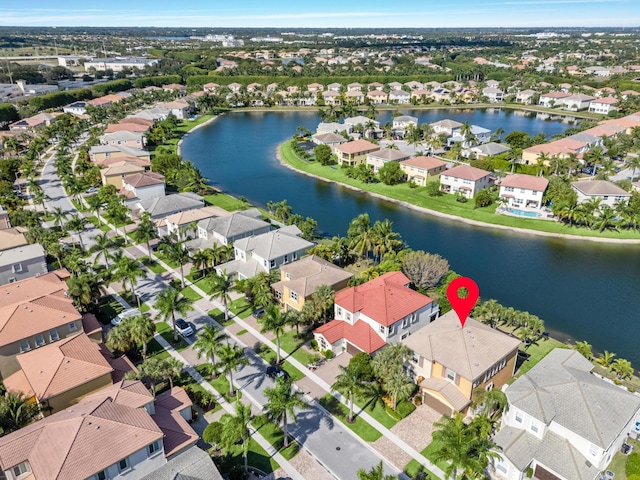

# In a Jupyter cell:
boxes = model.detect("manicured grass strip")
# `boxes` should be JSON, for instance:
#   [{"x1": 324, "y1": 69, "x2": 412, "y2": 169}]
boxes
[
  {"x1": 143, "y1": 258, "x2": 166, "y2": 274},
  {"x1": 147, "y1": 338, "x2": 171, "y2": 360},
  {"x1": 318, "y1": 394, "x2": 382, "y2": 442},
  {"x1": 208, "y1": 308, "x2": 235, "y2": 327},
  {"x1": 256, "y1": 346, "x2": 305, "y2": 382},
  {"x1": 180, "y1": 286, "x2": 202, "y2": 302},
  {"x1": 237, "y1": 329, "x2": 248, "y2": 335},
  {"x1": 155, "y1": 252, "x2": 179, "y2": 268},
  {"x1": 209, "y1": 374, "x2": 243, "y2": 403},
  {"x1": 95, "y1": 295, "x2": 124, "y2": 324},
  {"x1": 229, "y1": 296, "x2": 252, "y2": 319},
  {"x1": 156, "y1": 322, "x2": 190, "y2": 352},
  {"x1": 204, "y1": 192, "x2": 249, "y2": 212},
  {"x1": 280, "y1": 140, "x2": 640, "y2": 240}
]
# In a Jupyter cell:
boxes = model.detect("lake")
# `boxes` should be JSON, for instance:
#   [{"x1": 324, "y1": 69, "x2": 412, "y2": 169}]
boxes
[{"x1": 181, "y1": 109, "x2": 640, "y2": 366}]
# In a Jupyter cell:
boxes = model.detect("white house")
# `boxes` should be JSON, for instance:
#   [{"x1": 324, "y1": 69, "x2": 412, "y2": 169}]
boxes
[
  {"x1": 100, "y1": 130, "x2": 146, "y2": 149},
  {"x1": 588, "y1": 97, "x2": 619, "y2": 115},
  {"x1": 62, "y1": 101, "x2": 87, "y2": 116},
  {"x1": 499, "y1": 174, "x2": 549, "y2": 209},
  {"x1": 562, "y1": 94, "x2": 595, "y2": 112},
  {"x1": 195, "y1": 209, "x2": 271, "y2": 247},
  {"x1": 571, "y1": 180, "x2": 631, "y2": 207},
  {"x1": 491, "y1": 349, "x2": 640, "y2": 480},
  {"x1": 365, "y1": 148, "x2": 410, "y2": 172},
  {"x1": 431, "y1": 119, "x2": 462, "y2": 137},
  {"x1": 392, "y1": 115, "x2": 418, "y2": 130},
  {"x1": 482, "y1": 87, "x2": 504, "y2": 103},
  {"x1": 313, "y1": 271, "x2": 439, "y2": 356},
  {"x1": 515, "y1": 90, "x2": 536, "y2": 105},
  {"x1": 538, "y1": 91, "x2": 570, "y2": 107},
  {"x1": 120, "y1": 171, "x2": 166, "y2": 204},
  {"x1": 440, "y1": 165, "x2": 494, "y2": 198},
  {"x1": 388, "y1": 90, "x2": 411, "y2": 104}
]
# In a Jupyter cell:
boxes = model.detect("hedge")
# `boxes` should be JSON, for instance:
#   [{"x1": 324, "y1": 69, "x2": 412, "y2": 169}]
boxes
[
  {"x1": 0, "y1": 104, "x2": 19, "y2": 125},
  {"x1": 133, "y1": 75, "x2": 183, "y2": 88},
  {"x1": 23, "y1": 88, "x2": 93, "y2": 111},
  {"x1": 92, "y1": 79, "x2": 132, "y2": 96}
]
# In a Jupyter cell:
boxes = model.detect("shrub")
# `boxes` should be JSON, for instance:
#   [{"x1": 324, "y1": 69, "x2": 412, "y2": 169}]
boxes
[
  {"x1": 309, "y1": 339, "x2": 318, "y2": 351},
  {"x1": 413, "y1": 396, "x2": 422, "y2": 406},
  {"x1": 324, "y1": 350, "x2": 334, "y2": 360},
  {"x1": 474, "y1": 188, "x2": 494, "y2": 208},
  {"x1": 396, "y1": 400, "x2": 416, "y2": 418},
  {"x1": 426, "y1": 180, "x2": 442, "y2": 197}
]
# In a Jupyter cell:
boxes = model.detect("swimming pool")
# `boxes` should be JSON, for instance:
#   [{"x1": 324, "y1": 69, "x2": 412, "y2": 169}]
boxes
[{"x1": 506, "y1": 208, "x2": 543, "y2": 218}]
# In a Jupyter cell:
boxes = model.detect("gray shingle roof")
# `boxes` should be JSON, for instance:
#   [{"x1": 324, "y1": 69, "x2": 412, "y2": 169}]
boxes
[
  {"x1": 233, "y1": 227, "x2": 314, "y2": 261},
  {"x1": 571, "y1": 180, "x2": 631, "y2": 197},
  {"x1": 0, "y1": 244, "x2": 46, "y2": 268},
  {"x1": 198, "y1": 209, "x2": 268, "y2": 240},
  {"x1": 140, "y1": 446, "x2": 222, "y2": 480},
  {"x1": 506, "y1": 349, "x2": 640, "y2": 448},
  {"x1": 139, "y1": 193, "x2": 204, "y2": 219},
  {"x1": 472, "y1": 142, "x2": 511, "y2": 156}
]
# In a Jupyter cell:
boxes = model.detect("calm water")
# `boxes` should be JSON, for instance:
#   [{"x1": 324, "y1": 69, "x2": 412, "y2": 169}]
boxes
[{"x1": 181, "y1": 110, "x2": 640, "y2": 365}]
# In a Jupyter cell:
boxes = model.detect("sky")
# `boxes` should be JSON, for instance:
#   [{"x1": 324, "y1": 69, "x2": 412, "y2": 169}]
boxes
[{"x1": 1, "y1": 0, "x2": 639, "y2": 29}]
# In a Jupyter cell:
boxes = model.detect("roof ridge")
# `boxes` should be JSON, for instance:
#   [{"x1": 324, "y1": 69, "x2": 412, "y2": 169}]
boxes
[{"x1": 52, "y1": 416, "x2": 86, "y2": 480}]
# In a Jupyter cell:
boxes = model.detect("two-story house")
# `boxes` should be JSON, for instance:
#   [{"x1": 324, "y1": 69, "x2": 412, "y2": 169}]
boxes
[
  {"x1": 366, "y1": 148, "x2": 410, "y2": 172},
  {"x1": 403, "y1": 312, "x2": 520, "y2": 416},
  {"x1": 521, "y1": 138, "x2": 589, "y2": 165},
  {"x1": 440, "y1": 165, "x2": 494, "y2": 199},
  {"x1": 491, "y1": 349, "x2": 640, "y2": 480},
  {"x1": 89, "y1": 145, "x2": 151, "y2": 164},
  {"x1": 215, "y1": 225, "x2": 314, "y2": 280},
  {"x1": 100, "y1": 130, "x2": 146, "y2": 149},
  {"x1": 120, "y1": 171, "x2": 166, "y2": 205},
  {"x1": 562, "y1": 93, "x2": 595, "y2": 112},
  {"x1": 571, "y1": 180, "x2": 631, "y2": 208},
  {"x1": 431, "y1": 119, "x2": 463, "y2": 138},
  {"x1": 538, "y1": 91, "x2": 570, "y2": 108},
  {"x1": 499, "y1": 174, "x2": 549, "y2": 209},
  {"x1": 399, "y1": 156, "x2": 448, "y2": 186},
  {"x1": 482, "y1": 87, "x2": 504, "y2": 103},
  {"x1": 392, "y1": 115, "x2": 418, "y2": 132},
  {"x1": 311, "y1": 132, "x2": 348, "y2": 153},
  {"x1": 588, "y1": 97, "x2": 619, "y2": 115},
  {"x1": 271, "y1": 255, "x2": 353, "y2": 312},
  {"x1": 164, "y1": 206, "x2": 224, "y2": 240},
  {"x1": 194, "y1": 209, "x2": 271, "y2": 249},
  {"x1": 313, "y1": 271, "x2": 439, "y2": 356},
  {"x1": 135, "y1": 192, "x2": 205, "y2": 220},
  {"x1": 0, "y1": 229, "x2": 47, "y2": 285},
  {"x1": 0, "y1": 379, "x2": 218, "y2": 480},
  {"x1": 335, "y1": 140, "x2": 380, "y2": 167}
]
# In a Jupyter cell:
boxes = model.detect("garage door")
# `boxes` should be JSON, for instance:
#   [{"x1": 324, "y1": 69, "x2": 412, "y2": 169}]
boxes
[
  {"x1": 346, "y1": 342, "x2": 361, "y2": 356},
  {"x1": 422, "y1": 392, "x2": 453, "y2": 417},
  {"x1": 534, "y1": 464, "x2": 562, "y2": 480}
]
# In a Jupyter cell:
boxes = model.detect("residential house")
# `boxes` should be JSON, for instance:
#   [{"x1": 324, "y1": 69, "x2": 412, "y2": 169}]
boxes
[
  {"x1": 89, "y1": 94, "x2": 127, "y2": 108},
  {"x1": 311, "y1": 132, "x2": 347, "y2": 153},
  {"x1": 411, "y1": 89, "x2": 432, "y2": 102},
  {"x1": 100, "y1": 130, "x2": 145, "y2": 149},
  {"x1": 347, "y1": 82, "x2": 363, "y2": 91},
  {"x1": 469, "y1": 142, "x2": 511, "y2": 159},
  {"x1": 515, "y1": 90, "x2": 536, "y2": 105},
  {"x1": 588, "y1": 97, "x2": 619, "y2": 115},
  {"x1": 127, "y1": 107, "x2": 172, "y2": 122},
  {"x1": 521, "y1": 138, "x2": 588, "y2": 165},
  {"x1": 482, "y1": 87, "x2": 504, "y2": 103},
  {"x1": 499, "y1": 174, "x2": 549, "y2": 209},
  {"x1": 0, "y1": 269, "x2": 98, "y2": 378},
  {"x1": 392, "y1": 115, "x2": 418, "y2": 130},
  {"x1": 367, "y1": 90, "x2": 388, "y2": 104},
  {"x1": 580, "y1": 123, "x2": 627, "y2": 139},
  {"x1": 271, "y1": 255, "x2": 352, "y2": 312},
  {"x1": 227, "y1": 83, "x2": 242, "y2": 94},
  {"x1": 388, "y1": 82, "x2": 403, "y2": 91},
  {"x1": 307, "y1": 83, "x2": 324, "y2": 93},
  {"x1": 431, "y1": 119, "x2": 462, "y2": 137},
  {"x1": 491, "y1": 349, "x2": 640, "y2": 480},
  {"x1": 216, "y1": 225, "x2": 314, "y2": 280},
  {"x1": 0, "y1": 243, "x2": 47, "y2": 285},
  {"x1": 9, "y1": 113, "x2": 59, "y2": 132},
  {"x1": 203, "y1": 82, "x2": 220, "y2": 93},
  {"x1": 344, "y1": 116, "x2": 379, "y2": 133},
  {"x1": 327, "y1": 83, "x2": 342, "y2": 92},
  {"x1": 389, "y1": 90, "x2": 410, "y2": 104},
  {"x1": 62, "y1": 101, "x2": 88, "y2": 116},
  {"x1": 313, "y1": 271, "x2": 439, "y2": 356},
  {"x1": 120, "y1": 171, "x2": 166, "y2": 204},
  {"x1": 159, "y1": 100, "x2": 191, "y2": 120},
  {"x1": 89, "y1": 145, "x2": 151, "y2": 163},
  {"x1": 562, "y1": 94, "x2": 595, "y2": 112},
  {"x1": 335, "y1": 140, "x2": 380, "y2": 166},
  {"x1": 164, "y1": 206, "x2": 225, "y2": 239},
  {"x1": 403, "y1": 312, "x2": 520, "y2": 416},
  {"x1": 136, "y1": 192, "x2": 205, "y2": 220},
  {"x1": 566, "y1": 132, "x2": 602, "y2": 148},
  {"x1": 571, "y1": 180, "x2": 631, "y2": 207},
  {"x1": 449, "y1": 125, "x2": 491, "y2": 147},
  {"x1": 404, "y1": 81, "x2": 424, "y2": 90},
  {"x1": 163, "y1": 83, "x2": 187, "y2": 95},
  {"x1": 316, "y1": 122, "x2": 349, "y2": 135},
  {"x1": 321, "y1": 90, "x2": 341, "y2": 106},
  {"x1": 104, "y1": 123, "x2": 150, "y2": 135},
  {"x1": 194, "y1": 208, "x2": 271, "y2": 248},
  {"x1": 368, "y1": 82, "x2": 384, "y2": 91},
  {"x1": 538, "y1": 91, "x2": 570, "y2": 107},
  {"x1": 366, "y1": 148, "x2": 410, "y2": 172},
  {"x1": 345, "y1": 90, "x2": 365, "y2": 104},
  {"x1": 399, "y1": 156, "x2": 448, "y2": 186},
  {"x1": 440, "y1": 165, "x2": 494, "y2": 198},
  {"x1": 0, "y1": 379, "x2": 216, "y2": 480},
  {"x1": 100, "y1": 161, "x2": 148, "y2": 188}
]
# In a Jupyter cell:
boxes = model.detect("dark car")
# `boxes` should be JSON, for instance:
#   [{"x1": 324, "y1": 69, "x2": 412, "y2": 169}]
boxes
[
  {"x1": 266, "y1": 365, "x2": 289, "y2": 381},
  {"x1": 253, "y1": 307, "x2": 265, "y2": 318}
]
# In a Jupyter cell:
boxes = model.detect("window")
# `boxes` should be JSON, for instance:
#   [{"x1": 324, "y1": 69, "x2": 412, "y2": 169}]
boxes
[
  {"x1": 35, "y1": 333, "x2": 45, "y2": 347},
  {"x1": 530, "y1": 422, "x2": 539, "y2": 433},
  {"x1": 495, "y1": 458, "x2": 507, "y2": 474},
  {"x1": 290, "y1": 291, "x2": 298, "y2": 301},
  {"x1": 117, "y1": 458, "x2": 129, "y2": 472},
  {"x1": 284, "y1": 255, "x2": 289, "y2": 264},
  {"x1": 446, "y1": 369, "x2": 456, "y2": 383},
  {"x1": 411, "y1": 313, "x2": 417, "y2": 323},
  {"x1": 402, "y1": 318, "x2": 409, "y2": 328},
  {"x1": 379, "y1": 325, "x2": 385, "y2": 334},
  {"x1": 603, "y1": 196, "x2": 609, "y2": 200},
  {"x1": 504, "y1": 186, "x2": 514, "y2": 192},
  {"x1": 285, "y1": 272, "x2": 290, "y2": 280},
  {"x1": 12, "y1": 263, "x2": 23, "y2": 273},
  {"x1": 8, "y1": 277, "x2": 16, "y2": 283},
  {"x1": 20, "y1": 338, "x2": 30, "y2": 353},
  {"x1": 95, "y1": 470, "x2": 107, "y2": 480},
  {"x1": 292, "y1": 252, "x2": 297, "y2": 260},
  {"x1": 337, "y1": 307, "x2": 342, "y2": 316},
  {"x1": 589, "y1": 443, "x2": 598, "y2": 457},
  {"x1": 274, "y1": 291, "x2": 282, "y2": 300},
  {"x1": 345, "y1": 313, "x2": 351, "y2": 321},
  {"x1": 270, "y1": 260, "x2": 276, "y2": 268},
  {"x1": 68, "y1": 321, "x2": 78, "y2": 332},
  {"x1": 12, "y1": 463, "x2": 29, "y2": 477},
  {"x1": 148, "y1": 440, "x2": 161, "y2": 455},
  {"x1": 515, "y1": 410, "x2": 523, "y2": 423}
]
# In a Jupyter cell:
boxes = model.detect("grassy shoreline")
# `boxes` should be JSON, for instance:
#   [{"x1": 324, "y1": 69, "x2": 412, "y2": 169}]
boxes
[{"x1": 277, "y1": 140, "x2": 640, "y2": 243}]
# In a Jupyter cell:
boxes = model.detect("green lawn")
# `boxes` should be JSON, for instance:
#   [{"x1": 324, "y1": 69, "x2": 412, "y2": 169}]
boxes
[
  {"x1": 280, "y1": 141, "x2": 640, "y2": 240},
  {"x1": 318, "y1": 394, "x2": 382, "y2": 442},
  {"x1": 209, "y1": 374, "x2": 243, "y2": 403},
  {"x1": 194, "y1": 276, "x2": 214, "y2": 295},
  {"x1": 237, "y1": 329, "x2": 248, "y2": 335},
  {"x1": 607, "y1": 438, "x2": 640, "y2": 480},
  {"x1": 155, "y1": 252, "x2": 179, "y2": 269},
  {"x1": 511, "y1": 337, "x2": 567, "y2": 381},
  {"x1": 95, "y1": 295, "x2": 124, "y2": 324},
  {"x1": 146, "y1": 338, "x2": 171, "y2": 360},
  {"x1": 208, "y1": 308, "x2": 235, "y2": 327},
  {"x1": 404, "y1": 439, "x2": 448, "y2": 477},
  {"x1": 152, "y1": 115, "x2": 215, "y2": 156},
  {"x1": 252, "y1": 414, "x2": 299, "y2": 461},
  {"x1": 156, "y1": 322, "x2": 190, "y2": 352},
  {"x1": 142, "y1": 258, "x2": 166, "y2": 274},
  {"x1": 255, "y1": 347, "x2": 305, "y2": 382},
  {"x1": 229, "y1": 296, "x2": 253, "y2": 319},
  {"x1": 180, "y1": 285, "x2": 203, "y2": 302},
  {"x1": 204, "y1": 192, "x2": 250, "y2": 212}
]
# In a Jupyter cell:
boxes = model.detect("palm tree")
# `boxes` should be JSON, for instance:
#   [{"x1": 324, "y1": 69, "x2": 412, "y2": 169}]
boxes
[
  {"x1": 66, "y1": 213, "x2": 87, "y2": 250},
  {"x1": 611, "y1": 358, "x2": 634, "y2": 379},
  {"x1": 193, "y1": 324, "x2": 228, "y2": 378},
  {"x1": 128, "y1": 315, "x2": 156, "y2": 359},
  {"x1": 224, "y1": 402, "x2": 254, "y2": 471},
  {"x1": 260, "y1": 304, "x2": 287, "y2": 364},
  {"x1": 154, "y1": 287, "x2": 194, "y2": 342},
  {"x1": 357, "y1": 461, "x2": 398, "y2": 480},
  {"x1": 50, "y1": 206, "x2": 67, "y2": 229},
  {"x1": 215, "y1": 343, "x2": 248, "y2": 397},
  {"x1": 164, "y1": 357, "x2": 184, "y2": 388},
  {"x1": 209, "y1": 270, "x2": 233, "y2": 322},
  {"x1": 191, "y1": 249, "x2": 212, "y2": 278},
  {"x1": 132, "y1": 212, "x2": 157, "y2": 262},
  {"x1": 115, "y1": 257, "x2": 145, "y2": 308},
  {"x1": 596, "y1": 350, "x2": 616, "y2": 368},
  {"x1": 134, "y1": 357, "x2": 166, "y2": 396},
  {"x1": 85, "y1": 193, "x2": 104, "y2": 224},
  {"x1": 66, "y1": 272, "x2": 106, "y2": 312},
  {"x1": 573, "y1": 340, "x2": 594, "y2": 360},
  {"x1": 0, "y1": 392, "x2": 40, "y2": 434},
  {"x1": 263, "y1": 378, "x2": 307, "y2": 448},
  {"x1": 372, "y1": 219, "x2": 403, "y2": 261},
  {"x1": 331, "y1": 364, "x2": 365, "y2": 422},
  {"x1": 385, "y1": 372, "x2": 414, "y2": 410},
  {"x1": 91, "y1": 232, "x2": 116, "y2": 267},
  {"x1": 472, "y1": 388, "x2": 509, "y2": 421},
  {"x1": 592, "y1": 205, "x2": 617, "y2": 232},
  {"x1": 161, "y1": 240, "x2": 191, "y2": 288}
]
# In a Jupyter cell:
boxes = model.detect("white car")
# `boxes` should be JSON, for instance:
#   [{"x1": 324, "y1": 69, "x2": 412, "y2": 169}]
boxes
[
  {"x1": 111, "y1": 308, "x2": 141, "y2": 326},
  {"x1": 176, "y1": 319, "x2": 194, "y2": 337}
]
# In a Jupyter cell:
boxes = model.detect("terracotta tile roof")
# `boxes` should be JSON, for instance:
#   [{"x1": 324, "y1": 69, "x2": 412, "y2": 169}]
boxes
[
  {"x1": 104, "y1": 123, "x2": 149, "y2": 133},
  {"x1": 118, "y1": 117, "x2": 155, "y2": 127},
  {"x1": 335, "y1": 271, "x2": 433, "y2": 327},
  {"x1": 0, "y1": 228, "x2": 28, "y2": 251},
  {"x1": 6, "y1": 333, "x2": 112, "y2": 400},
  {"x1": 122, "y1": 171, "x2": 165, "y2": 188},
  {"x1": 86, "y1": 379, "x2": 153, "y2": 409},
  {"x1": 501, "y1": 174, "x2": 549, "y2": 192},
  {"x1": 403, "y1": 311, "x2": 521, "y2": 381},
  {"x1": 81, "y1": 313, "x2": 102, "y2": 337},
  {"x1": 153, "y1": 406, "x2": 198, "y2": 457},
  {"x1": 335, "y1": 139, "x2": 379, "y2": 155},
  {"x1": 603, "y1": 117, "x2": 640, "y2": 129},
  {"x1": 581, "y1": 123, "x2": 627, "y2": 138},
  {"x1": 0, "y1": 270, "x2": 80, "y2": 348},
  {"x1": 0, "y1": 395, "x2": 164, "y2": 480},
  {"x1": 571, "y1": 180, "x2": 631, "y2": 197},
  {"x1": 592, "y1": 96, "x2": 619, "y2": 105},
  {"x1": 540, "y1": 91, "x2": 570, "y2": 99},
  {"x1": 314, "y1": 319, "x2": 387, "y2": 354},
  {"x1": 400, "y1": 156, "x2": 447, "y2": 170},
  {"x1": 89, "y1": 94, "x2": 125, "y2": 106},
  {"x1": 524, "y1": 138, "x2": 587, "y2": 156},
  {"x1": 442, "y1": 165, "x2": 491, "y2": 182}
]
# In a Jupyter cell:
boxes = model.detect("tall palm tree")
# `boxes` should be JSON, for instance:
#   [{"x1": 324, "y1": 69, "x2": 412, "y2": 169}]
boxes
[
  {"x1": 154, "y1": 287, "x2": 194, "y2": 342},
  {"x1": 215, "y1": 343, "x2": 249, "y2": 397},
  {"x1": 331, "y1": 364, "x2": 365, "y2": 422},
  {"x1": 357, "y1": 461, "x2": 398, "y2": 480},
  {"x1": 372, "y1": 219, "x2": 403, "y2": 261},
  {"x1": 91, "y1": 232, "x2": 116, "y2": 267},
  {"x1": 66, "y1": 272, "x2": 106, "y2": 312},
  {"x1": 193, "y1": 324, "x2": 228, "y2": 378},
  {"x1": 132, "y1": 212, "x2": 157, "y2": 262},
  {"x1": 66, "y1": 213, "x2": 87, "y2": 250},
  {"x1": 385, "y1": 372, "x2": 414, "y2": 410},
  {"x1": 209, "y1": 270, "x2": 233, "y2": 322},
  {"x1": 50, "y1": 206, "x2": 67, "y2": 229},
  {"x1": 0, "y1": 392, "x2": 39, "y2": 434},
  {"x1": 260, "y1": 304, "x2": 287, "y2": 364},
  {"x1": 115, "y1": 257, "x2": 145, "y2": 308},
  {"x1": 472, "y1": 388, "x2": 509, "y2": 421},
  {"x1": 161, "y1": 240, "x2": 191, "y2": 288},
  {"x1": 225, "y1": 402, "x2": 254, "y2": 471},
  {"x1": 164, "y1": 357, "x2": 184, "y2": 388},
  {"x1": 263, "y1": 378, "x2": 307, "y2": 448},
  {"x1": 128, "y1": 315, "x2": 156, "y2": 359}
]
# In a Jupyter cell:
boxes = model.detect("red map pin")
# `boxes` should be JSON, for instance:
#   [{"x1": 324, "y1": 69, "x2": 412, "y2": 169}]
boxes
[{"x1": 446, "y1": 277, "x2": 479, "y2": 328}]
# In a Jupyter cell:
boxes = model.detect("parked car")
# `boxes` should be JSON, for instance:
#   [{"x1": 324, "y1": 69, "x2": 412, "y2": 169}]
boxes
[
  {"x1": 176, "y1": 319, "x2": 194, "y2": 337},
  {"x1": 85, "y1": 187, "x2": 99, "y2": 194},
  {"x1": 253, "y1": 307, "x2": 265, "y2": 318},
  {"x1": 266, "y1": 365, "x2": 289, "y2": 381},
  {"x1": 111, "y1": 308, "x2": 141, "y2": 326}
]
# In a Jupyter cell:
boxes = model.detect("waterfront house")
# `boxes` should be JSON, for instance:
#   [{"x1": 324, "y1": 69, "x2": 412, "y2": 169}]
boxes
[
  {"x1": 195, "y1": 208, "x2": 270, "y2": 248},
  {"x1": 344, "y1": 116, "x2": 379, "y2": 134},
  {"x1": 399, "y1": 156, "x2": 447, "y2": 186},
  {"x1": 538, "y1": 91, "x2": 570, "y2": 107},
  {"x1": 440, "y1": 165, "x2": 494, "y2": 198},
  {"x1": 0, "y1": 379, "x2": 215, "y2": 480},
  {"x1": 403, "y1": 311, "x2": 520, "y2": 416},
  {"x1": 311, "y1": 132, "x2": 347, "y2": 153},
  {"x1": 321, "y1": 90, "x2": 341, "y2": 106},
  {"x1": 367, "y1": 90, "x2": 388, "y2": 104},
  {"x1": 491, "y1": 349, "x2": 640, "y2": 480},
  {"x1": 313, "y1": 271, "x2": 439, "y2": 356},
  {"x1": 215, "y1": 225, "x2": 314, "y2": 280},
  {"x1": 482, "y1": 87, "x2": 504, "y2": 103},
  {"x1": 164, "y1": 206, "x2": 224, "y2": 239},
  {"x1": 392, "y1": 115, "x2": 418, "y2": 130},
  {"x1": 335, "y1": 140, "x2": 380, "y2": 166},
  {"x1": 271, "y1": 255, "x2": 352, "y2": 312},
  {"x1": 345, "y1": 90, "x2": 365, "y2": 104},
  {"x1": 104, "y1": 123, "x2": 151, "y2": 135},
  {"x1": 431, "y1": 119, "x2": 463, "y2": 137},
  {"x1": 588, "y1": 97, "x2": 619, "y2": 115},
  {"x1": 158, "y1": 100, "x2": 191, "y2": 120},
  {"x1": 515, "y1": 89, "x2": 536, "y2": 105},
  {"x1": 562, "y1": 94, "x2": 595, "y2": 112},
  {"x1": 136, "y1": 192, "x2": 205, "y2": 220},
  {"x1": 571, "y1": 180, "x2": 631, "y2": 207},
  {"x1": 120, "y1": 171, "x2": 166, "y2": 205},
  {"x1": 521, "y1": 138, "x2": 588, "y2": 165},
  {"x1": 366, "y1": 148, "x2": 410, "y2": 172},
  {"x1": 389, "y1": 90, "x2": 411, "y2": 104},
  {"x1": 499, "y1": 174, "x2": 549, "y2": 209}
]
